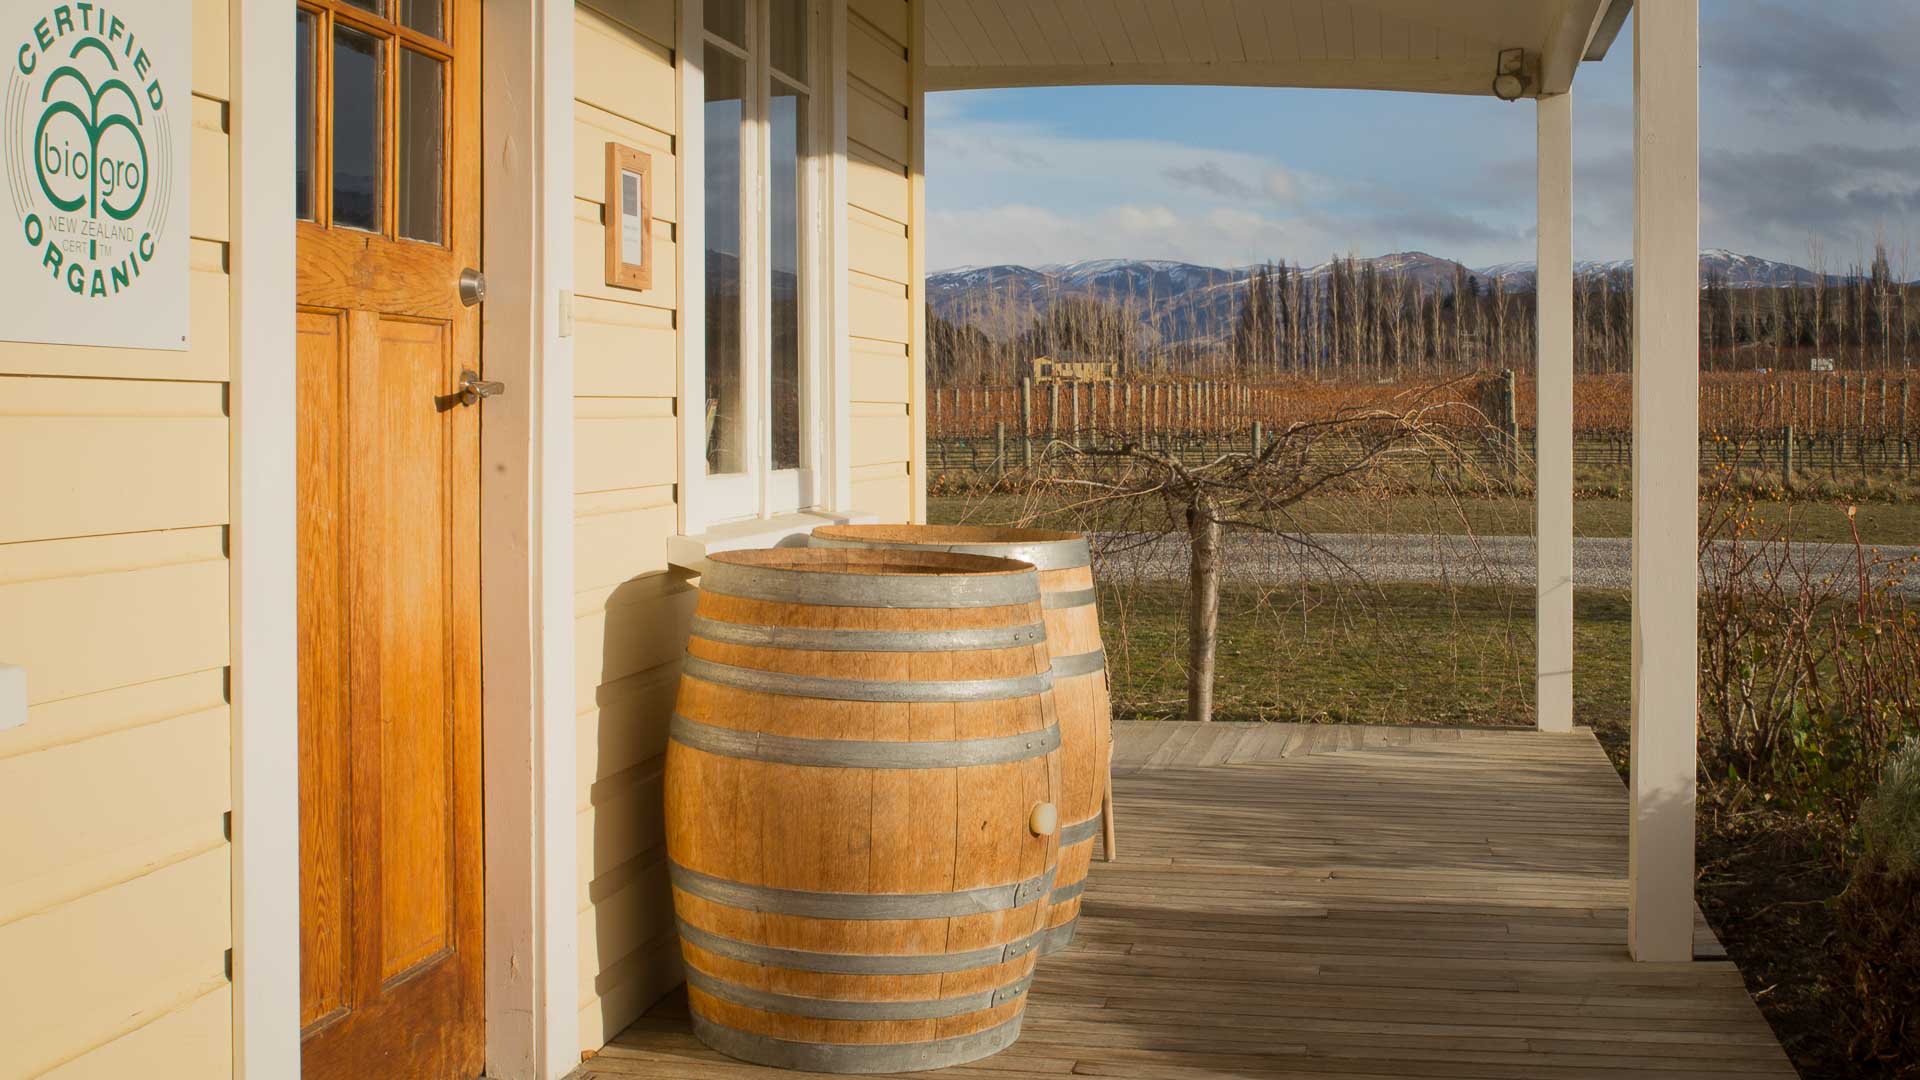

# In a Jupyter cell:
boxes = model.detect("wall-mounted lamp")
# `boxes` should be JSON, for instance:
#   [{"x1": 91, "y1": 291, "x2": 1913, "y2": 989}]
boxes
[{"x1": 1492, "y1": 47, "x2": 1532, "y2": 101}]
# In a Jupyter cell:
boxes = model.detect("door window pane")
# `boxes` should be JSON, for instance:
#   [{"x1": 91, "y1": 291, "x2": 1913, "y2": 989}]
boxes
[
  {"x1": 398, "y1": 0, "x2": 443, "y2": 38},
  {"x1": 338, "y1": 0, "x2": 383, "y2": 13},
  {"x1": 770, "y1": 0, "x2": 806, "y2": 83},
  {"x1": 398, "y1": 49, "x2": 444, "y2": 242},
  {"x1": 295, "y1": 9, "x2": 315, "y2": 220},
  {"x1": 332, "y1": 25, "x2": 385, "y2": 233},
  {"x1": 705, "y1": 0, "x2": 745, "y2": 46},
  {"x1": 768, "y1": 82, "x2": 806, "y2": 472},
  {"x1": 704, "y1": 48, "x2": 746, "y2": 475}
]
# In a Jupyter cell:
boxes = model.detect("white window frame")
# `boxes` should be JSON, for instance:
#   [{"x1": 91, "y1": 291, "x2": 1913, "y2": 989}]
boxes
[{"x1": 679, "y1": 0, "x2": 837, "y2": 533}]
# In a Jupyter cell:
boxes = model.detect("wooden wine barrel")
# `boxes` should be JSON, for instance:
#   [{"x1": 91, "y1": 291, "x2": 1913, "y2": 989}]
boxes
[
  {"x1": 667, "y1": 548, "x2": 1063, "y2": 1073},
  {"x1": 810, "y1": 525, "x2": 1111, "y2": 956}
]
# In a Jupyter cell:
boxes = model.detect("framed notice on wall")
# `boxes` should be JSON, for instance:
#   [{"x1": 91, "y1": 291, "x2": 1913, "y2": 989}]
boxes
[
  {"x1": 605, "y1": 143, "x2": 652, "y2": 292},
  {"x1": 1, "y1": 0, "x2": 193, "y2": 349}
]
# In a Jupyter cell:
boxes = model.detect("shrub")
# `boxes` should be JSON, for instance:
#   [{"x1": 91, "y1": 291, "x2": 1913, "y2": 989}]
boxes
[
  {"x1": 1834, "y1": 740, "x2": 1920, "y2": 1072},
  {"x1": 1696, "y1": 478, "x2": 1920, "y2": 818}
]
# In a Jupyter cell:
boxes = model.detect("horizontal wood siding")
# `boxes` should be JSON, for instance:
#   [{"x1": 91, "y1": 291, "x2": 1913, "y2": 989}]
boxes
[
  {"x1": 571, "y1": 0, "x2": 694, "y2": 1056},
  {"x1": 846, "y1": 0, "x2": 916, "y2": 522},
  {"x1": 0, "y1": 0, "x2": 235, "y2": 1074}
]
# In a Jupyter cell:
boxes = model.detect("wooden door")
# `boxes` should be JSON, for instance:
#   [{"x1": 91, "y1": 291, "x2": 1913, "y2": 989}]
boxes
[{"x1": 295, "y1": 1, "x2": 484, "y2": 1077}]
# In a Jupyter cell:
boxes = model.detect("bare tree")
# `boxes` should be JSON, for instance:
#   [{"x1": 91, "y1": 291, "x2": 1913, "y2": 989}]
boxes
[{"x1": 1034, "y1": 383, "x2": 1483, "y2": 721}]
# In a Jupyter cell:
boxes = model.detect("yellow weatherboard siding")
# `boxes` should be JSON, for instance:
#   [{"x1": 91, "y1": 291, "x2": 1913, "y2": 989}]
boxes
[
  {"x1": 847, "y1": 0, "x2": 917, "y2": 522},
  {"x1": 571, "y1": 0, "x2": 691, "y2": 1055},
  {"x1": 0, "y1": 0, "x2": 234, "y2": 1076}
]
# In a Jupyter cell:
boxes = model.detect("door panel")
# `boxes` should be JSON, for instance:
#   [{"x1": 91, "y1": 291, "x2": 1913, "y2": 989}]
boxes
[
  {"x1": 297, "y1": 310, "x2": 350, "y2": 1032},
  {"x1": 296, "y1": 1, "x2": 482, "y2": 1077}
]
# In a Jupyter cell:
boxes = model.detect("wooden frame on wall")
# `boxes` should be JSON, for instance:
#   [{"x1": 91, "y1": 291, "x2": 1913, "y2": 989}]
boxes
[{"x1": 604, "y1": 143, "x2": 654, "y2": 291}]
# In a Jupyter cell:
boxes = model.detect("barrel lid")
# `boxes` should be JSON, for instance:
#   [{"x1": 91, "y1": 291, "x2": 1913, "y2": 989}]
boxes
[
  {"x1": 811, "y1": 524, "x2": 1091, "y2": 572},
  {"x1": 702, "y1": 547, "x2": 1041, "y2": 608}
]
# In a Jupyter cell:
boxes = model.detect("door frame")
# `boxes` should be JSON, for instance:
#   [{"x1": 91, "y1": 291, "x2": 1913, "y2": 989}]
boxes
[{"x1": 228, "y1": 2, "x2": 579, "y2": 1078}]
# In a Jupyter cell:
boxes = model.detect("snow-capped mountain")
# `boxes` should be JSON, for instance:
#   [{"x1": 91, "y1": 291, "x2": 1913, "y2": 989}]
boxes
[
  {"x1": 927, "y1": 249, "x2": 1857, "y2": 348},
  {"x1": 1473, "y1": 249, "x2": 1829, "y2": 290}
]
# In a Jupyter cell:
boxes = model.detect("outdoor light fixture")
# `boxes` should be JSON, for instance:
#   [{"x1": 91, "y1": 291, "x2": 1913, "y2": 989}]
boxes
[{"x1": 1492, "y1": 47, "x2": 1531, "y2": 101}]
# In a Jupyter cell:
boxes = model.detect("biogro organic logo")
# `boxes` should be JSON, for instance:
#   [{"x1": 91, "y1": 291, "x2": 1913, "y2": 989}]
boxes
[{"x1": 5, "y1": 3, "x2": 174, "y2": 300}]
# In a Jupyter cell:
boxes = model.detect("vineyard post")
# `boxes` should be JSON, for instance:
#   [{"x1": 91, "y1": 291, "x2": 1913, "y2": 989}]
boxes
[
  {"x1": 1503, "y1": 368, "x2": 1520, "y2": 483},
  {"x1": 1858, "y1": 378, "x2": 1867, "y2": 465},
  {"x1": 1070, "y1": 382, "x2": 1081, "y2": 448},
  {"x1": 1020, "y1": 377, "x2": 1033, "y2": 466},
  {"x1": 1783, "y1": 424, "x2": 1794, "y2": 490},
  {"x1": 1123, "y1": 383, "x2": 1133, "y2": 445},
  {"x1": 996, "y1": 422, "x2": 1006, "y2": 477},
  {"x1": 1880, "y1": 377, "x2": 1889, "y2": 466},
  {"x1": 1902, "y1": 378, "x2": 1911, "y2": 472},
  {"x1": 932, "y1": 388, "x2": 942, "y2": 440},
  {"x1": 1251, "y1": 421, "x2": 1263, "y2": 457},
  {"x1": 1049, "y1": 383, "x2": 1061, "y2": 443}
]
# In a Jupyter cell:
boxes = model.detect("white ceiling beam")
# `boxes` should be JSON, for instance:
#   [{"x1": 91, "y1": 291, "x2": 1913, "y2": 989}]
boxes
[
  {"x1": 925, "y1": 55, "x2": 1492, "y2": 94},
  {"x1": 1541, "y1": 0, "x2": 1607, "y2": 94}
]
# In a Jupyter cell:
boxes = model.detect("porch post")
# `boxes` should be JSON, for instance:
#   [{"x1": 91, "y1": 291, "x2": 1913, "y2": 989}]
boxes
[
  {"x1": 1629, "y1": 0, "x2": 1701, "y2": 962},
  {"x1": 1535, "y1": 92, "x2": 1574, "y2": 736}
]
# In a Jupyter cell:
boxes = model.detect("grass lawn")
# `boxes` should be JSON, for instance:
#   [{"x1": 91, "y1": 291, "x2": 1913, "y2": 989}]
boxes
[
  {"x1": 932, "y1": 492, "x2": 1920, "y2": 546},
  {"x1": 1098, "y1": 581, "x2": 1632, "y2": 752}
]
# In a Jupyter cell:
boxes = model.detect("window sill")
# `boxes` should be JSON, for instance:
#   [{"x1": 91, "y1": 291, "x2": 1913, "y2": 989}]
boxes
[{"x1": 668, "y1": 509, "x2": 882, "y2": 577}]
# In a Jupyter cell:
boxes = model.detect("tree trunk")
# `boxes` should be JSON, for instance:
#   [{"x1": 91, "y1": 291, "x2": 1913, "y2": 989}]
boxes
[{"x1": 1185, "y1": 493, "x2": 1221, "y2": 723}]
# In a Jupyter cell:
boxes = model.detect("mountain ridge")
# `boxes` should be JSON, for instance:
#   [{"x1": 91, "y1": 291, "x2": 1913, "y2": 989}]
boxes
[{"x1": 929, "y1": 249, "x2": 1878, "y2": 348}]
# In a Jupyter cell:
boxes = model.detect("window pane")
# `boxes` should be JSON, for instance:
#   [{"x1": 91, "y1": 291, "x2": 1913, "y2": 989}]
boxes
[
  {"x1": 398, "y1": 49, "x2": 444, "y2": 242},
  {"x1": 338, "y1": 0, "x2": 383, "y2": 14},
  {"x1": 704, "y1": 47, "x2": 745, "y2": 475},
  {"x1": 398, "y1": 0, "x2": 442, "y2": 38},
  {"x1": 332, "y1": 25, "x2": 384, "y2": 233},
  {"x1": 769, "y1": 83, "x2": 806, "y2": 472},
  {"x1": 770, "y1": 0, "x2": 806, "y2": 83},
  {"x1": 705, "y1": 0, "x2": 745, "y2": 47},
  {"x1": 295, "y1": 9, "x2": 315, "y2": 220}
]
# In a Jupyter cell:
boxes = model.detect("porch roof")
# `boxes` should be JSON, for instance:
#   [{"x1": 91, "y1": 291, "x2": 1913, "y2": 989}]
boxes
[{"x1": 923, "y1": 0, "x2": 1629, "y2": 95}]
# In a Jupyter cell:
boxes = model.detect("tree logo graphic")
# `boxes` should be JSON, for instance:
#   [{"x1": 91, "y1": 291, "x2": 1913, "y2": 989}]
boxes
[{"x1": 6, "y1": 6, "x2": 176, "y2": 303}]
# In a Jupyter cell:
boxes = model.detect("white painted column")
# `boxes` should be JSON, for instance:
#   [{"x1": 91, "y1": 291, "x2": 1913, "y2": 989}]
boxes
[
  {"x1": 230, "y1": 0, "x2": 300, "y2": 1074},
  {"x1": 1629, "y1": 0, "x2": 1701, "y2": 963},
  {"x1": 1536, "y1": 92, "x2": 1575, "y2": 736},
  {"x1": 482, "y1": 0, "x2": 579, "y2": 1073},
  {"x1": 907, "y1": 0, "x2": 930, "y2": 523}
]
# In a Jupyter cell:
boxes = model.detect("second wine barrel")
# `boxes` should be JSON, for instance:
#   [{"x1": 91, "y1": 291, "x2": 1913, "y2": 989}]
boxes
[
  {"x1": 667, "y1": 548, "x2": 1063, "y2": 1073},
  {"x1": 811, "y1": 525, "x2": 1111, "y2": 955}
]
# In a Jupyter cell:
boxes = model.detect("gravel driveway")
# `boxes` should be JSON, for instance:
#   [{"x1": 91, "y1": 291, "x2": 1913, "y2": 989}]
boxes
[{"x1": 1090, "y1": 531, "x2": 1920, "y2": 595}]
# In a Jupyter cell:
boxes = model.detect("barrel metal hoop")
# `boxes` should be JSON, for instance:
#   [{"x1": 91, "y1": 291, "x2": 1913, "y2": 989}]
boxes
[
  {"x1": 1050, "y1": 648, "x2": 1107, "y2": 679},
  {"x1": 671, "y1": 862, "x2": 1056, "y2": 920},
  {"x1": 671, "y1": 714, "x2": 1060, "y2": 769},
  {"x1": 1042, "y1": 587, "x2": 1098, "y2": 610},
  {"x1": 682, "y1": 655, "x2": 1053, "y2": 703},
  {"x1": 1049, "y1": 878, "x2": 1088, "y2": 903},
  {"x1": 701, "y1": 561, "x2": 1039, "y2": 609},
  {"x1": 1058, "y1": 814, "x2": 1103, "y2": 847},
  {"x1": 689, "y1": 1013, "x2": 1025, "y2": 1074},
  {"x1": 1038, "y1": 918, "x2": 1080, "y2": 957},
  {"x1": 686, "y1": 966, "x2": 1034, "y2": 1021},
  {"x1": 690, "y1": 616, "x2": 1047, "y2": 653},
  {"x1": 811, "y1": 534, "x2": 1091, "y2": 573},
  {"x1": 676, "y1": 919, "x2": 1043, "y2": 975}
]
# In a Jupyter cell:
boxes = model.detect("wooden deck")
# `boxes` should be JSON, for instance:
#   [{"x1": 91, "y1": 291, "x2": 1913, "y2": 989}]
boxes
[{"x1": 583, "y1": 722, "x2": 1797, "y2": 1080}]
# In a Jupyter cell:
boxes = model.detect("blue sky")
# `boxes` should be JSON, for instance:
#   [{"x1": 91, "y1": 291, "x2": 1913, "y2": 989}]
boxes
[{"x1": 926, "y1": 2, "x2": 1920, "y2": 272}]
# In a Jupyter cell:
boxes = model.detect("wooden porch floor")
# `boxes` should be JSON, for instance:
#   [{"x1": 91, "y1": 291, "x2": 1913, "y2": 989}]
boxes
[{"x1": 585, "y1": 722, "x2": 1797, "y2": 1079}]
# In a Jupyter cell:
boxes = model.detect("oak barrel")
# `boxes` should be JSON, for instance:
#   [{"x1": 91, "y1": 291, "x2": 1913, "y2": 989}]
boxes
[
  {"x1": 811, "y1": 525, "x2": 1111, "y2": 955},
  {"x1": 667, "y1": 548, "x2": 1063, "y2": 1073}
]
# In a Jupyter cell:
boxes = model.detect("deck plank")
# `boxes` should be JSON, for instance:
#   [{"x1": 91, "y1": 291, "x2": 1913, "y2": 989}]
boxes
[{"x1": 582, "y1": 723, "x2": 1795, "y2": 1080}]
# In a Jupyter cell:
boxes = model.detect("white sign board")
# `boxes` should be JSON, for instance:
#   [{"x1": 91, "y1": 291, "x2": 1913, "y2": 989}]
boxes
[{"x1": 1, "y1": 1, "x2": 192, "y2": 350}]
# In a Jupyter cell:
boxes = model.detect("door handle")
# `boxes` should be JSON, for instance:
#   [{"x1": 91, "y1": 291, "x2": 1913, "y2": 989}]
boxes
[{"x1": 458, "y1": 369, "x2": 505, "y2": 407}]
